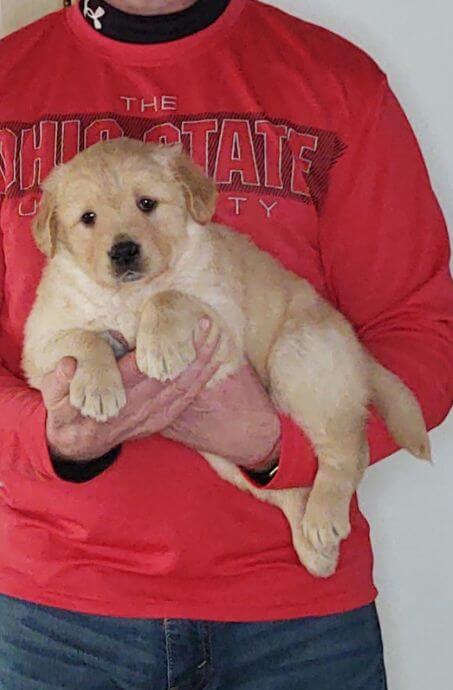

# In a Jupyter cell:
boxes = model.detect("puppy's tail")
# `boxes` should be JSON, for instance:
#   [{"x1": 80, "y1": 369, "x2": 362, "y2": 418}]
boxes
[{"x1": 368, "y1": 357, "x2": 431, "y2": 462}]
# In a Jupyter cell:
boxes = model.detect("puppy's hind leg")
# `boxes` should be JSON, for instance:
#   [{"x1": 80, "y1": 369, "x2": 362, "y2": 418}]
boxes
[
  {"x1": 201, "y1": 452, "x2": 338, "y2": 578},
  {"x1": 267, "y1": 316, "x2": 370, "y2": 556}
]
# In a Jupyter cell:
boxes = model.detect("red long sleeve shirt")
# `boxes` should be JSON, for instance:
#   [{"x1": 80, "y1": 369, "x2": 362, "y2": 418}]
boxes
[{"x1": 0, "y1": 0, "x2": 451, "y2": 621}]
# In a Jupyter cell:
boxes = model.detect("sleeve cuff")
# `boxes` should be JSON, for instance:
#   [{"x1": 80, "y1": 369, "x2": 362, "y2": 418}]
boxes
[
  {"x1": 51, "y1": 445, "x2": 122, "y2": 483},
  {"x1": 15, "y1": 397, "x2": 121, "y2": 483},
  {"x1": 14, "y1": 395, "x2": 58, "y2": 481}
]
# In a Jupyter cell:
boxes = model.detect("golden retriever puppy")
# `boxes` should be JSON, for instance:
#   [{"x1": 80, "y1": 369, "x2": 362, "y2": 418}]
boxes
[{"x1": 23, "y1": 138, "x2": 430, "y2": 577}]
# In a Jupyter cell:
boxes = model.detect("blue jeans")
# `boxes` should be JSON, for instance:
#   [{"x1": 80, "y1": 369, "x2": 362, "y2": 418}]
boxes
[{"x1": 0, "y1": 594, "x2": 387, "y2": 689}]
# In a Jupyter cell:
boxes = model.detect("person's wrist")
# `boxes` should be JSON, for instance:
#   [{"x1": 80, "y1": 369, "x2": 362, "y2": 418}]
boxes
[
  {"x1": 46, "y1": 406, "x2": 124, "y2": 462},
  {"x1": 241, "y1": 410, "x2": 281, "y2": 472},
  {"x1": 242, "y1": 445, "x2": 280, "y2": 486},
  {"x1": 46, "y1": 422, "x2": 120, "y2": 463},
  {"x1": 247, "y1": 436, "x2": 281, "y2": 473}
]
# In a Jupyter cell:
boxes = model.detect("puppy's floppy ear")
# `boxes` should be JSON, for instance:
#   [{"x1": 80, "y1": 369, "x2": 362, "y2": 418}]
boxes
[
  {"x1": 33, "y1": 184, "x2": 58, "y2": 258},
  {"x1": 174, "y1": 152, "x2": 218, "y2": 225}
]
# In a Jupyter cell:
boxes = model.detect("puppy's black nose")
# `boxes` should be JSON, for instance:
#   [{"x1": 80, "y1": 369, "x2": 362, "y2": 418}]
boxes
[{"x1": 109, "y1": 241, "x2": 141, "y2": 266}]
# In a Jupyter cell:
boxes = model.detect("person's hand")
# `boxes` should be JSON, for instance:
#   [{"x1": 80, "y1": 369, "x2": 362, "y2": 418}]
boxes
[
  {"x1": 163, "y1": 362, "x2": 281, "y2": 470},
  {"x1": 42, "y1": 321, "x2": 220, "y2": 462}
]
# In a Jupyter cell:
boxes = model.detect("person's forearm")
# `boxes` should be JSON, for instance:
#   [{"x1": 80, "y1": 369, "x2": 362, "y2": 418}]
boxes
[
  {"x1": 162, "y1": 363, "x2": 282, "y2": 470},
  {"x1": 0, "y1": 364, "x2": 55, "y2": 479},
  {"x1": 163, "y1": 407, "x2": 281, "y2": 469}
]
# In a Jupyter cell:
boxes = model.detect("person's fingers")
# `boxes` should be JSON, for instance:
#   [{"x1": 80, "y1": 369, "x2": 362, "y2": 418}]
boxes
[
  {"x1": 192, "y1": 317, "x2": 216, "y2": 353},
  {"x1": 179, "y1": 334, "x2": 221, "y2": 383},
  {"x1": 163, "y1": 332, "x2": 221, "y2": 399},
  {"x1": 49, "y1": 399, "x2": 81, "y2": 428},
  {"x1": 129, "y1": 331, "x2": 221, "y2": 426},
  {"x1": 122, "y1": 317, "x2": 216, "y2": 394},
  {"x1": 41, "y1": 357, "x2": 77, "y2": 410},
  {"x1": 113, "y1": 328, "x2": 222, "y2": 437},
  {"x1": 118, "y1": 351, "x2": 147, "y2": 388},
  {"x1": 127, "y1": 370, "x2": 216, "y2": 439},
  {"x1": 155, "y1": 339, "x2": 222, "y2": 421},
  {"x1": 159, "y1": 366, "x2": 221, "y2": 425},
  {"x1": 130, "y1": 356, "x2": 216, "y2": 412},
  {"x1": 173, "y1": 359, "x2": 221, "y2": 409},
  {"x1": 189, "y1": 330, "x2": 222, "y2": 371}
]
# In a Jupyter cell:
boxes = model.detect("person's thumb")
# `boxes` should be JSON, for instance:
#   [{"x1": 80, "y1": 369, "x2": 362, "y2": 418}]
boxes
[
  {"x1": 119, "y1": 351, "x2": 146, "y2": 388},
  {"x1": 41, "y1": 357, "x2": 77, "y2": 410}
]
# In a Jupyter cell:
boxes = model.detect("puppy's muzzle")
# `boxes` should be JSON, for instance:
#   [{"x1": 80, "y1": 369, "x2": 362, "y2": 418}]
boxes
[{"x1": 109, "y1": 240, "x2": 142, "y2": 281}]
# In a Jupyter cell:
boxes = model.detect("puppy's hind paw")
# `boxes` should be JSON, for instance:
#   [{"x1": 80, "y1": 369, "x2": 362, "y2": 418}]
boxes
[
  {"x1": 302, "y1": 544, "x2": 339, "y2": 579},
  {"x1": 301, "y1": 493, "x2": 351, "y2": 553},
  {"x1": 291, "y1": 512, "x2": 339, "y2": 577}
]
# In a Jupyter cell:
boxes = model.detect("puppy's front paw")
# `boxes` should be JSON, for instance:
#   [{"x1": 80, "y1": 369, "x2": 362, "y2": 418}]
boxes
[
  {"x1": 136, "y1": 326, "x2": 197, "y2": 382},
  {"x1": 301, "y1": 491, "x2": 351, "y2": 553},
  {"x1": 70, "y1": 364, "x2": 126, "y2": 422}
]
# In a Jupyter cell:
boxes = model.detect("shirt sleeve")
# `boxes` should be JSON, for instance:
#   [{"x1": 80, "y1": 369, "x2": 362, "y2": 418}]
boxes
[
  {"x1": 1, "y1": 196, "x2": 127, "y2": 481},
  {"x1": 261, "y1": 77, "x2": 453, "y2": 490},
  {"x1": 0, "y1": 220, "x2": 58, "y2": 480}
]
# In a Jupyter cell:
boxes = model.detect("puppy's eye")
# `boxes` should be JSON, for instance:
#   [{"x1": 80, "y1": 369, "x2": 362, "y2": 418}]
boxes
[
  {"x1": 137, "y1": 198, "x2": 158, "y2": 214},
  {"x1": 81, "y1": 211, "x2": 96, "y2": 226}
]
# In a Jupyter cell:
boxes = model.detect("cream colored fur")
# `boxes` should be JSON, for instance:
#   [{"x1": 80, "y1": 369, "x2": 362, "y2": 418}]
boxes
[{"x1": 23, "y1": 138, "x2": 430, "y2": 577}]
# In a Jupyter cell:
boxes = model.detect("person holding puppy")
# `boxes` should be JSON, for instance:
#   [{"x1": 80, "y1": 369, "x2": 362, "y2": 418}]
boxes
[{"x1": 0, "y1": 1, "x2": 451, "y2": 688}]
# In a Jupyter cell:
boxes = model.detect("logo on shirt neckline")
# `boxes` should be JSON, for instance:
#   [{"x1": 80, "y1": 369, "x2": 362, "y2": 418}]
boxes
[{"x1": 83, "y1": 0, "x2": 106, "y2": 31}]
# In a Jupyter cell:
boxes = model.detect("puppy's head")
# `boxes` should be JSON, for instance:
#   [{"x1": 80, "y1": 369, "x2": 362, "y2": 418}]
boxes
[{"x1": 33, "y1": 138, "x2": 217, "y2": 286}]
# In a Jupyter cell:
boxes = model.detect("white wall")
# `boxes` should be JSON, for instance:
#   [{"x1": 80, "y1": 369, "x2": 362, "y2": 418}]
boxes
[
  {"x1": 0, "y1": 0, "x2": 64, "y2": 36},
  {"x1": 271, "y1": 2, "x2": 452, "y2": 689},
  {"x1": 0, "y1": 1, "x2": 452, "y2": 688}
]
